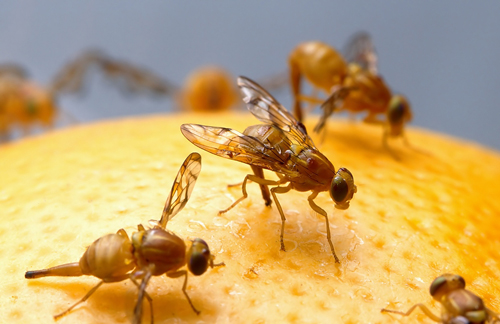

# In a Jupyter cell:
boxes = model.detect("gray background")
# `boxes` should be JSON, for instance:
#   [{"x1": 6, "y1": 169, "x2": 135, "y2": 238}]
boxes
[{"x1": 1, "y1": 1, "x2": 499, "y2": 150}]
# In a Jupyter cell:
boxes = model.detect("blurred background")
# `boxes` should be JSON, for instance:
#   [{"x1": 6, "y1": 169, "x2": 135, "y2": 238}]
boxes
[{"x1": 1, "y1": 1, "x2": 499, "y2": 150}]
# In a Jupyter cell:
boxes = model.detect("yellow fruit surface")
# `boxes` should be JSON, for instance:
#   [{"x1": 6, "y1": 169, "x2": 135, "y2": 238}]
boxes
[{"x1": 1, "y1": 112, "x2": 500, "y2": 323}]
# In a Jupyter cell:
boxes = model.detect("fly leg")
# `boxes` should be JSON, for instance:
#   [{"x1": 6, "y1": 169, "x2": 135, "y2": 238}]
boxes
[
  {"x1": 363, "y1": 113, "x2": 400, "y2": 160},
  {"x1": 382, "y1": 129, "x2": 400, "y2": 161},
  {"x1": 133, "y1": 269, "x2": 153, "y2": 324},
  {"x1": 270, "y1": 183, "x2": 293, "y2": 251},
  {"x1": 218, "y1": 174, "x2": 285, "y2": 216},
  {"x1": 250, "y1": 165, "x2": 272, "y2": 206},
  {"x1": 381, "y1": 304, "x2": 441, "y2": 322},
  {"x1": 130, "y1": 276, "x2": 154, "y2": 324},
  {"x1": 53, "y1": 281, "x2": 104, "y2": 320},
  {"x1": 167, "y1": 270, "x2": 200, "y2": 315},
  {"x1": 307, "y1": 191, "x2": 340, "y2": 263},
  {"x1": 226, "y1": 166, "x2": 272, "y2": 207}
]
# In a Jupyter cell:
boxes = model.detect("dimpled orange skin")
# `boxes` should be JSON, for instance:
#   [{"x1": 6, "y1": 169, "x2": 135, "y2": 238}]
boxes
[{"x1": 1, "y1": 112, "x2": 500, "y2": 323}]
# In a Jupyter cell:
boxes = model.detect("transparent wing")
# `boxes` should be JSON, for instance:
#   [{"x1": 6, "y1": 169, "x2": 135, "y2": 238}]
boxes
[
  {"x1": 181, "y1": 123, "x2": 300, "y2": 178},
  {"x1": 237, "y1": 76, "x2": 316, "y2": 148},
  {"x1": 158, "y1": 152, "x2": 202, "y2": 229},
  {"x1": 0, "y1": 64, "x2": 29, "y2": 80},
  {"x1": 343, "y1": 31, "x2": 378, "y2": 75},
  {"x1": 50, "y1": 49, "x2": 103, "y2": 95},
  {"x1": 51, "y1": 49, "x2": 178, "y2": 97},
  {"x1": 314, "y1": 86, "x2": 353, "y2": 133}
]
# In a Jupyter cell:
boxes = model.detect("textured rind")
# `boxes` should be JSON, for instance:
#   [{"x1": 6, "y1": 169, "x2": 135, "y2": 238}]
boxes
[{"x1": 1, "y1": 112, "x2": 500, "y2": 323}]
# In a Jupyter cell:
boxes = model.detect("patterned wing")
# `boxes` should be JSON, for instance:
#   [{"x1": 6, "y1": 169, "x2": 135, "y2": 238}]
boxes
[
  {"x1": 180, "y1": 123, "x2": 300, "y2": 178},
  {"x1": 237, "y1": 76, "x2": 316, "y2": 148},
  {"x1": 343, "y1": 31, "x2": 378, "y2": 75},
  {"x1": 158, "y1": 152, "x2": 202, "y2": 229}
]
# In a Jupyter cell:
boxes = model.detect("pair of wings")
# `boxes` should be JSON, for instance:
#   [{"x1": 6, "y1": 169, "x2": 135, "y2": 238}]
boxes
[
  {"x1": 343, "y1": 31, "x2": 378, "y2": 75},
  {"x1": 155, "y1": 152, "x2": 202, "y2": 229},
  {"x1": 315, "y1": 32, "x2": 380, "y2": 132},
  {"x1": 50, "y1": 49, "x2": 177, "y2": 97},
  {"x1": 180, "y1": 76, "x2": 316, "y2": 176}
]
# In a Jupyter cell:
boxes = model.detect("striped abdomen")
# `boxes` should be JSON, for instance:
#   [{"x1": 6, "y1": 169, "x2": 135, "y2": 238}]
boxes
[{"x1": 79, "y1": 233, "x2": 136, "y2": 281}]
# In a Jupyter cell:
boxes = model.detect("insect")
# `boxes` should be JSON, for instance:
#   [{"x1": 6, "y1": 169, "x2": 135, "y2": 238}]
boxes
[
  {"x1": 181, "y1": 76, "x2": 357, "y2": 263},
  {"x1": 288, "y1": 33, "x2": 412, "y2": 157},
  {"x1": 0, "y1": 67, "x2": 59, "y2": 141},
  {"x1": 177, "y1": 66, "x2": 238, "y2": 112},
  {"x1": 0, "y1": 50, "x2": 175, "y2": 141},
  {"x1": 179, "y1": 66, "x2": 287, "y2": 112},
  {"x1": 381, "y1": 274, "x2": 500, "y2": 324},
  {"x1": 25, "y1": 152, "x2": 223, "y2": 323}
]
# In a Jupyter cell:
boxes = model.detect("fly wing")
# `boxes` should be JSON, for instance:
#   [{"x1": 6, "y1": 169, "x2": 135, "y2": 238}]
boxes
[
  {"x1": 237, "y1": 76, "x2": 316, "y2": 148},
  {"x1": 0, "y1": 64, "x2": 28, "y2": 79},
  {"x1": 181, "y1": 123, "x2": 300, "y2": 177},
  {"x1": 343, "y1": 31, "x2": 378, "y2": 75},
  {"x1": 158, "y1": 152, "x2": 202, "y2": 229}
]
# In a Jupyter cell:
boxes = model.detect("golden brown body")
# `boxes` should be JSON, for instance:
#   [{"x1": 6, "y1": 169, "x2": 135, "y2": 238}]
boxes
[
  {"x1": 289, "y1": 41, "x2": 347, "y2": 121},
  {"x1": 0, "y1": 76, "x2": 57, "y2": 140},
  {"x1": 25, "y1": 153, "x2": 222, "y2": 323},
  {"x1": 382, "y1": 274, "x2": 500, "y2": 323},
  {"x1": 0, "y1": 50, "x2": 174, "y2": 141},
  {"x1": 180, "y1": 67, "x2": 238, "y2": 112},
  {"x1": 181, "y1": 76, "x2": 357, "y2": 263},
  {"x1": 288, "y1": 35, "x2": 413, "y2": 156}
]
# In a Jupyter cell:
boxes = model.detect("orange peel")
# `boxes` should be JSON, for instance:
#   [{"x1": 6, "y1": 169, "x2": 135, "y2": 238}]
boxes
[{"x1": 1, "y1": 112, "x2": 500, "y2": 323}]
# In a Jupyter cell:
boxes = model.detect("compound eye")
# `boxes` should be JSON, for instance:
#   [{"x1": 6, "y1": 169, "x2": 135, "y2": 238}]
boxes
[
  {"x1": 430, "y1": 274, "x2": 466, "y2": 297},
  {"x1": 430, "y1": 275, "x2": 447, "y2": 297},
  {"x1": 187, "y1": 238, "x2": 211, "y2": 276},
  {"x1": 330, "y1": 168, "x2": 356, "y2": 209},
  {"x1": 332, "y1": 176, "x2": 348, "y2": 203},
  {"x1": 388, "y1": 95, "x2": 411, "y2": 124}
]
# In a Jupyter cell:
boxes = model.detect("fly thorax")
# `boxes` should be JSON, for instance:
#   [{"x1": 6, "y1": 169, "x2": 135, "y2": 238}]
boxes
[
  {"x1": 301, "y1": 149, "x2": 335, "y2": 183},
  {"x1": 441, "y1": 290, "x2": 487, "y2": 324},
  {"x1": 244, "y1": 125, "x2": 290, "y2": 154},
  {"x1": 135, "y1": 229, "x2": 186, "y2": 276}
]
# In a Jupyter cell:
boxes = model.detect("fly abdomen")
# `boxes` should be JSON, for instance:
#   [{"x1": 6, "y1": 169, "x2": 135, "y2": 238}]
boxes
[
  {"x1": 25, "y1": 262, "x2": 82, "y2": 279},
  {"x1": 79, "y1": 233, "x2": 135, "y2": 280}
]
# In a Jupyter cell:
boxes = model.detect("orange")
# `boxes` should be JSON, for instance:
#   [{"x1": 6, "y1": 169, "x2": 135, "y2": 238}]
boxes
[{"x1": 1, "y1": 112, "x2": 500, "y2": 323}]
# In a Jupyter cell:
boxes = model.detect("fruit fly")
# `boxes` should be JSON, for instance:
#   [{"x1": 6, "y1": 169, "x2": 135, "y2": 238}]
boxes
[
  {"x1": 178, "y1": 66, "x2": 287, "y2": 112},
  {"x1": 381, "y1": 274, "x2": 500, "y2": 324},
  {"x1": 25, "y1": 152, "x2": 222, "y2": 323},
  {"x1": 178, "y1": 66, "x2": 238, "y2": 112},
  {"x1": 288, "y1": 33, "x2": 412, "y2": 157},
  {"x1": 181, "y1": 76, "x2": 357, "y2": 263},
  {"x1": 0, "y1": 50, "x2": 176, "y2": 141}
]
